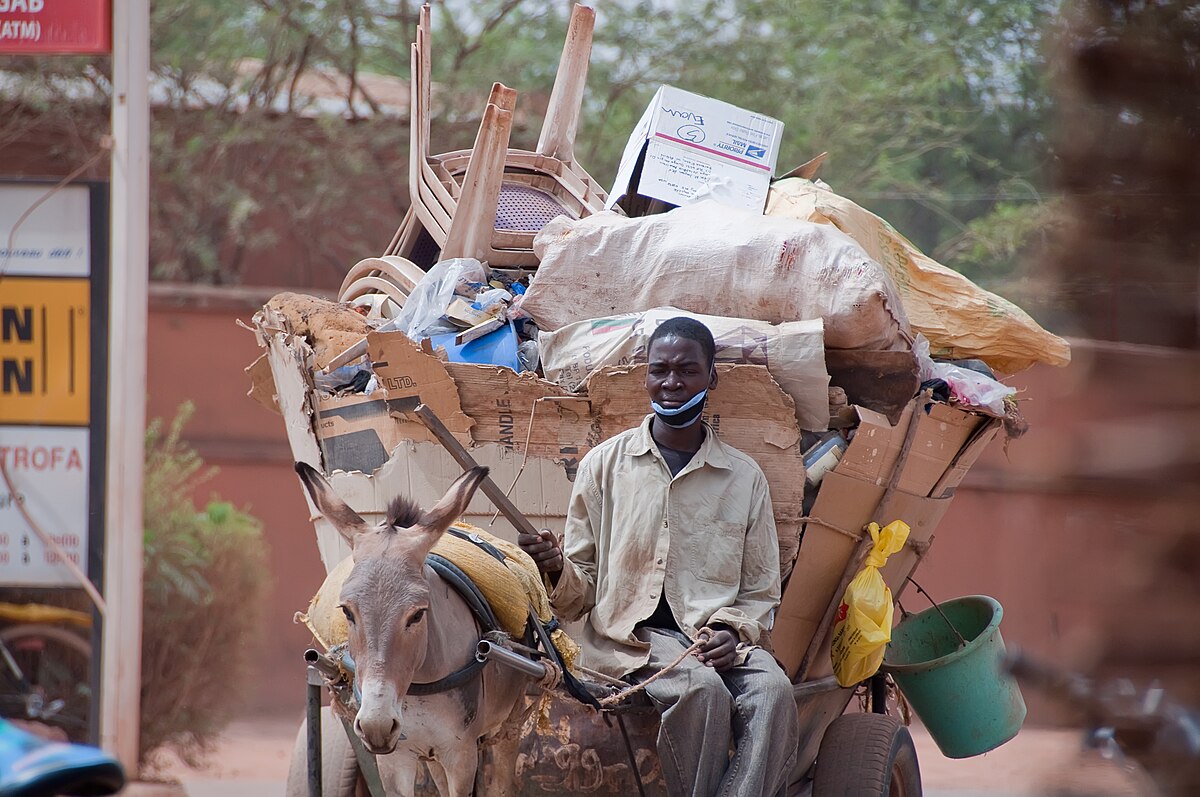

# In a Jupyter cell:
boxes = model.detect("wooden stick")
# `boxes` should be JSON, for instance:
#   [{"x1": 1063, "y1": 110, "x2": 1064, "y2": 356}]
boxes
[{"x1": 411, "y1": 403, "x2": 539, "y2": 537}]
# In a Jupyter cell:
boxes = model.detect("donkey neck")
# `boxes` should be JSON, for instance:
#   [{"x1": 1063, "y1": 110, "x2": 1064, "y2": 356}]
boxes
[{"x1": 410, "y1": 562, "x2": 481, "y2": 684}]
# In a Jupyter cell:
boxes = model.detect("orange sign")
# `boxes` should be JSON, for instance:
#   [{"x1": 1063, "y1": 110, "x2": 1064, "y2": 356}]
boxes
[{"x1": 0, "y1": 276, "x2": 90, "y2": 425}]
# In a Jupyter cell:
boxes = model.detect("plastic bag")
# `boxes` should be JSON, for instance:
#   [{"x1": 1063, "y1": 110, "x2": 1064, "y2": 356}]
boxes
[
  {"x1": 914, "y1": 334, "x2": 1015, "y2": 417},
  {"x1": 392, "y1": 258, "x2": 486, "y2": 341},
  {"x1": 767, "y1": 178, "x2": 1071, "y2": 373},
  {"x1": 831, "y1": 520, "x2": 910, "y2": 687},
  {"x1": 937, "y1": 363, "x2": 1015, "y2": 417}
]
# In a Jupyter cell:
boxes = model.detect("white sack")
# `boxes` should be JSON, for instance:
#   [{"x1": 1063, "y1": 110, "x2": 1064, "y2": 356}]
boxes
[
  {"x1": 540, "y1": 307, "x2": 831, "y2": 431},
  {"x1": 524, "y1": 201, "x2": 912, "y2": 351}
]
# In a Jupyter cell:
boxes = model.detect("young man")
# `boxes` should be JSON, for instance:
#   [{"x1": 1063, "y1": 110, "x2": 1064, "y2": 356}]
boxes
[{"x1": 519, "y1": 317, "x2": 799, "y2": 797}]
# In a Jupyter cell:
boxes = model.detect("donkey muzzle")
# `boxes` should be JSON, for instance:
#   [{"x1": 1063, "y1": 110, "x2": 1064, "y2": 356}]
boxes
[{"x1": 354, "y1": 680, "x2": 407, "y2": 754}]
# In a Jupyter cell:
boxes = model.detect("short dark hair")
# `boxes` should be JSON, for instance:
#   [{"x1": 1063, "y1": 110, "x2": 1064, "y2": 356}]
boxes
[{"x1": 647, "y1": 316, "x2": 716, "y2": 367}]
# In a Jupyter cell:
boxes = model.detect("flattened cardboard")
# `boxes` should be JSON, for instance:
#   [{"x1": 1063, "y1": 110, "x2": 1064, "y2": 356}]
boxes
[
  {"x1": 771, "y1": 395, "x2": 986, "y2": 680},
  {"x1": 366, "y1": 330, "x2": 473, "y2": 435},
  {"x1": 445, "y1": 362, "x2": 593, "y2": 471},
  {"x1": 773, "y1": 471, "x2": 953, "y2": 679},
  {"x1": 245, "y1": 353, "x2": 280, "y2": 414},
  {"x1": 930, "y1": 416, "x2": 1003, "y2": 498},
  {"x1": 827, "y1": 398, "x2": 985, "y2": 497},
  {"x1": 316, "y1": 391, "x2": 422, "y2": 474},
  {"x1": 903, "y1": 401, "x2": 985, "y2": 497}
]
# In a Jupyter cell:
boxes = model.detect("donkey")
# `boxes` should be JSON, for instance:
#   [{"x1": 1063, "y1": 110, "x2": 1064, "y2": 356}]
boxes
[{"x1": 295, "y1": 462, "x2": 529, "y2": 796}]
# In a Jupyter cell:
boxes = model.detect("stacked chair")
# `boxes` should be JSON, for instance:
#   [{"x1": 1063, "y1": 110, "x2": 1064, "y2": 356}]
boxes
[{"x1": 340, "y1": 3, "x2": 610, "y2": 309}]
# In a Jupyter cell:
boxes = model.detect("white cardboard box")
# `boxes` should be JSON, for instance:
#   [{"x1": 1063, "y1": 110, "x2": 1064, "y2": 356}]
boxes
[{"x1": 607, "y1": 85, "x2": 784, "y2": 213}]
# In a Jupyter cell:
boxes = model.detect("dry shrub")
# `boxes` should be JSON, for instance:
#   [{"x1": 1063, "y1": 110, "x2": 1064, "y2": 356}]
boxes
[{"x1": 139, "y1": 403, "x2": 270, "y2": 768}]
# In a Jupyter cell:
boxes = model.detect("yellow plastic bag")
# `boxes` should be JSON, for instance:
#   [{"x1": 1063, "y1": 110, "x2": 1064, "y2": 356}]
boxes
[{"x1": 830, "y1": 520, "x2": 910, "y2": 687}]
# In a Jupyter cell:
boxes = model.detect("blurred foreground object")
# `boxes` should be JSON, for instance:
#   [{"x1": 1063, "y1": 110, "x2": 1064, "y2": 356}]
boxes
[
  {"x1": 1052, "y1": 0, "x2": 1200, "y2": 347},
  {"x1": 1008, "y1": 651, "x2": 1200, "y2": 796},
  {"x1": 0, "y1": 718, "x2": 124, "y2": 797}
]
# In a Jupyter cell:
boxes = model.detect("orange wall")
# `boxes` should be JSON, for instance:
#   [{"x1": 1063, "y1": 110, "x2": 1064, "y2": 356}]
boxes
[{"x1": 147, "y1": 287, "x2": 1200, "y2": 718}]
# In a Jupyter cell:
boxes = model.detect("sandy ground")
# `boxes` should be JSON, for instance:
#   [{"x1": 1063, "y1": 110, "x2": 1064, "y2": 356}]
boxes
[{"x1": 122, "y1": 713, "x2": 1146, "y2": 797}]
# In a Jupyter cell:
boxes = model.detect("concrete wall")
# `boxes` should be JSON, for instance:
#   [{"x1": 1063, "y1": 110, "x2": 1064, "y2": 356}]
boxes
[{"x1": 147, "y1": 285, "x2": 1200, "y2": 719}]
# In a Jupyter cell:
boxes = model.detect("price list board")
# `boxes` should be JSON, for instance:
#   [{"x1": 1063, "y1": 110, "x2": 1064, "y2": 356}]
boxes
[{"x1": 0, "y1": 181, "x2": 107, "y2": 587}]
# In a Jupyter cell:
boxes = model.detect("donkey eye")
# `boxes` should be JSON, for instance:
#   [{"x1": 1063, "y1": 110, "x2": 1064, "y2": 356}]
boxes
[
  {"x1": 340, "y1": 605, "x2": 355, "y2": 624},
  {"x1": 405, "y1": 608, "x2": 427, "y2": 628}
]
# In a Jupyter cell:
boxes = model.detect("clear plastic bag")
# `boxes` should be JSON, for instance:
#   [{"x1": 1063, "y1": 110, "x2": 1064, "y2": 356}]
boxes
[{"x1": 392, "y1": 258, "x2": 486, "y2": 341}]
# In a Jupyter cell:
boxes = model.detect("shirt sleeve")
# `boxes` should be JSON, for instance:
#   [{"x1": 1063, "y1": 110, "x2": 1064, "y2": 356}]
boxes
[
  {"x1": 707, "y1": 470, "x2": 781, "y2": 644},
  {"x1": 547, "y1": 454, "x2": 600, "y2": 621}
]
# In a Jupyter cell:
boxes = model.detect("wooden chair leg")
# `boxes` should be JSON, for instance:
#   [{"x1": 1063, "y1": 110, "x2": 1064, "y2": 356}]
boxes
[
  {"x1": 442, "y1": 91, "x2": 514, "y2": 262},
  {"x1": 536, "y1": 4, "x2": 595, "y2": 163}
]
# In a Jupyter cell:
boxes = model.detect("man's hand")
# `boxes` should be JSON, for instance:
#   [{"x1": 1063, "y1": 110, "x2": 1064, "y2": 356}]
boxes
[
  {"x1": 518, "y1": 529, "x2": 563, "y2": 577},
  {"x1": 696, "y1": 626, "x2": 739, "y2": 672}
]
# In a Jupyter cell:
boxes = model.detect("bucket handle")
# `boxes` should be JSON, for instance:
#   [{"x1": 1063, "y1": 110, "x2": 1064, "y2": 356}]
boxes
[{"x1": 904, "y1": 577, "x2": 968, "y2": 649}]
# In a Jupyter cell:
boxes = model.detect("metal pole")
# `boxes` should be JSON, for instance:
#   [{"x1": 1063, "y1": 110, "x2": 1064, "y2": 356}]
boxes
[
  {"x1": 306, "y1": 665, "x2": 324, "y2": 797},
  {"x1": 101, "y1": 0, "x2": 150, "y2": 773}
]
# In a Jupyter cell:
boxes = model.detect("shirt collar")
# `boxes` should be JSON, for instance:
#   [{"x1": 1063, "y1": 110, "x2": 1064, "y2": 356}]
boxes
[{"x1": 628, "y1": 414, "x2": 732, "y2": 471}]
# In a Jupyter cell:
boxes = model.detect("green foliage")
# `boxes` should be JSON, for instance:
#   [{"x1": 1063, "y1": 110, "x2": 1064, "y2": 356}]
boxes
[
  {"x1": 2, "y1": 0, "x2": 1066, "y2": 289},
  {"x1": 140, "y1": 403, "x2": 270, "y2": 768}
]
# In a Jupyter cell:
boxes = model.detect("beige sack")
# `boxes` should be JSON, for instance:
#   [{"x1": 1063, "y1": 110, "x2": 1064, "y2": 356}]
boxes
[
  {"x1": 524, "y1": 201, "x2": 912, "y2": 352},
  {"x1": 765, "y1": 178, "x2": 1071, "y2": 373},
  {"x1": 540, "y1": 307, "x2": 831, "y2": 431}
]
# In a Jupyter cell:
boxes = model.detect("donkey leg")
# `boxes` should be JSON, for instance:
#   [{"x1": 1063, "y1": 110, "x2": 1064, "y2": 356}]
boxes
[
  {"x1": 437, "y1": 744, "x2": 479, "y2": 797},
  {"x1": 377, "y1": 753, "x2": 422, "y2": 797}
]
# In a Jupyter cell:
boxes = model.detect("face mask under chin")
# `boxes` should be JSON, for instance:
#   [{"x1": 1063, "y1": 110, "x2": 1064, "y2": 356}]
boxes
[{"x1": 651, "y1": 388, "x2": 708, "y2": 429}]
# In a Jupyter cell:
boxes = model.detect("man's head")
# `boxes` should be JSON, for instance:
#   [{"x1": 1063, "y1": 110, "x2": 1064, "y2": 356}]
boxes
[{"x1": 645, "y1": 317, "x2": 718, "y2": 412}]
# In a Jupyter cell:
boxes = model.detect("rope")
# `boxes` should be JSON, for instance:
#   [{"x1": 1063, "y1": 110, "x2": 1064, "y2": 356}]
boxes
[{"x1": 598, "y1": 640, "x2": 703, "y2": 707}]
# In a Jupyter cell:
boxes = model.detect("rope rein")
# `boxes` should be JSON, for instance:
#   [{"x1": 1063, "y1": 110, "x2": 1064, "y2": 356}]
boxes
[{"x1": 598, "y1": 639, "x2": 704, "y2": 707}]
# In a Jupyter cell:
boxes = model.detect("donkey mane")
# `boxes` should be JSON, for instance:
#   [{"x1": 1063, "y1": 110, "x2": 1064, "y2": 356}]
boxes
[{"x1": 385, "y1": 494, "x2": 423, "y2": 530}]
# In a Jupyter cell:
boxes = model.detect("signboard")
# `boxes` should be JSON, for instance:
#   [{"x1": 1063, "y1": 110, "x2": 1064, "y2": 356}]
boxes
[
  {"x1": 0, "y1": 0, "x2": 111, "y2": 54},
  {"x1": 0, "y1": 181, "x2": 107, "y2": 587}
]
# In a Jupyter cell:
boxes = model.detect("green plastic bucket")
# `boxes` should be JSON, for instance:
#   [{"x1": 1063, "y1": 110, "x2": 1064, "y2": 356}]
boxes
[{"x1": 882, "y1": 595, "x2": 1026, "y2": 759}]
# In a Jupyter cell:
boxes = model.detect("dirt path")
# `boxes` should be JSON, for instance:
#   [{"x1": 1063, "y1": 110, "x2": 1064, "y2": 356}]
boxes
[{"x1": 145, "y1": 714, "x2": 1142, "y2": 797}]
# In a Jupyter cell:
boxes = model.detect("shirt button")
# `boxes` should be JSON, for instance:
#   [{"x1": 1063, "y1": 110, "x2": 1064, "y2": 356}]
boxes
[{"x1": 656, "y1": 558, "x2": 663, "y2": 565}]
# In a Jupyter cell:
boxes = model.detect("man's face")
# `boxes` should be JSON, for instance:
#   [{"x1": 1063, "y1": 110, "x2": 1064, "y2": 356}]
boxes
[{"x1": 645, "y1": 335, "x2": 717, "y2": 407}]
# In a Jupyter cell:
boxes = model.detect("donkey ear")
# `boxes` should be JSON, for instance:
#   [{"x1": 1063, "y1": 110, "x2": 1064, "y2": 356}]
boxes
[
  {"x1": 418, "y1": 467, "x2": 489, "y2": 537},
  {"x1": 295, "y1": 461, "x2": 370, "y2": 544}
]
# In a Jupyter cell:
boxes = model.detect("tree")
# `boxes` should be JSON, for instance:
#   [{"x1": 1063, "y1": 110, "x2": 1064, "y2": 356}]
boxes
[{"x1": 1, "y1": 0, "x2": 1060, "y2": 292}]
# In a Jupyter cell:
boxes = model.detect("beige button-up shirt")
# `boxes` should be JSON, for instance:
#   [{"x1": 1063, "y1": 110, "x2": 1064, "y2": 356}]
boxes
[{"x1": 549, "y1": 415, "x2": 781, "y2": 677}]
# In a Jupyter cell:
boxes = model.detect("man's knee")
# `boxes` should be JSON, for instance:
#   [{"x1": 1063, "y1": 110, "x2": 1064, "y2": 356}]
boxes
[
  {"x1": 677, "y1": 666, "x2": 733, "y2": 713},
  {"x1": 743, "y1": 664, "x2": 797, "y2": 717}
]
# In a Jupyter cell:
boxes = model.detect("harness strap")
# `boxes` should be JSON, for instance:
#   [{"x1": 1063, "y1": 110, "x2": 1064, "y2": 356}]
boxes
[
  {"x1": 427, "y1": 554, "x2": 501, "y2": 633},
  {"x1": 402, "y1": 555, "x2": 500, "y2": 696},
  {"x1": 405, "y1": 656, "x2": 488, "y2": 697}
]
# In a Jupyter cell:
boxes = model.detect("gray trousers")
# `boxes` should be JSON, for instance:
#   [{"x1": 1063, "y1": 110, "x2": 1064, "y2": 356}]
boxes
[{"x1": 632, "y1": 628, "x2": 799, "y2": 797}]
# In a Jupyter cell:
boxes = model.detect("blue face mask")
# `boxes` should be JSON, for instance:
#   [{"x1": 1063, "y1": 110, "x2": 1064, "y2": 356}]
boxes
[{"x1": 651, "y1": 387, "x2": 708, "y2": 429}]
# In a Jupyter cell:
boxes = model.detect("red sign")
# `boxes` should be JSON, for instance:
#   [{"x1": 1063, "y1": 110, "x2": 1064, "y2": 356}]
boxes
[{"x1": 0, "y1": 0, "x2": 110, "y2": 55}]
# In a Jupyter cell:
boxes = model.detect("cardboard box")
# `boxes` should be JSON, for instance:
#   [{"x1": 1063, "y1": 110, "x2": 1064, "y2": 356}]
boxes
[
  {"x1": 606, "y1": 85, "x2": 784, "y2": 213},
  {"x1": 771, "y1": 396, "x2": 989, "y2": 679}
]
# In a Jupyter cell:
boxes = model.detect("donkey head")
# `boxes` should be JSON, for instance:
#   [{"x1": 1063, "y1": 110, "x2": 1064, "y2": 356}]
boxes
[{"x1": 295, "y1": 462, "x2": 488, "y2": 754}]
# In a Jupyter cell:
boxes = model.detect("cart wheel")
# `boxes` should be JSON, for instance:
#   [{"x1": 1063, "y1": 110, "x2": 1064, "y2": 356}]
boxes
[
  {"x1": 285, "y1": 707, "x2": 363, "y2": 797},
  {"x1": 812, "y1": 713, "x2": 922, "y2": 797}
]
